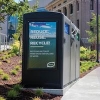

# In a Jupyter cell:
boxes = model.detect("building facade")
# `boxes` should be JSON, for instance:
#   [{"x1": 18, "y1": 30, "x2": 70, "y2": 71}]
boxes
[{"x1": 46, "y1": 0, "x2": 100, "y2": 43}]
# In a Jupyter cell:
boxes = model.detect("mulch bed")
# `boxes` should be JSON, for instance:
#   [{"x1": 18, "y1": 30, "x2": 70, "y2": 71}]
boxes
[{"x1": 0, "y1": 54, "x2": 99, "y2": 100}]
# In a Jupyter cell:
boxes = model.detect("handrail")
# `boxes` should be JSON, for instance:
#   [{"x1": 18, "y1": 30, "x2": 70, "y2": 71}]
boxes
[{"x1": 0, "y1": 33, "x2": 8, "y2": 51}]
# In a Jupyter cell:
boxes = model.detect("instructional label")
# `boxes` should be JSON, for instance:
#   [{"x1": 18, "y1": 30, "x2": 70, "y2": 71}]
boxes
[{"x1": 28, "y1": 22, "x2": 56, "y2": 68}]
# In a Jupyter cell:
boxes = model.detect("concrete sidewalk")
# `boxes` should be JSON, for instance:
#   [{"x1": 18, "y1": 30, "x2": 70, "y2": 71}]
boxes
[{"x1": 62, "y1": 67, "x2": 100, "y2": 100}]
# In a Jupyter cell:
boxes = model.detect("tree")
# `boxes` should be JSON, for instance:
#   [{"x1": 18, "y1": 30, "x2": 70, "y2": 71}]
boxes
[
  {"x1": 13, "y1": 0, "x2": 38, "y2": 55},
  {"x1": 0, "y1": 0, "x2": 18, "y2": 23},
  {"x1": 86, "y1": 13, "x2": 100, "y2": 50}
]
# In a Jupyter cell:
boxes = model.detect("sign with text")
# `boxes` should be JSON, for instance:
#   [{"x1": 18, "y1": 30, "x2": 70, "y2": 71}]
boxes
[{"x1": 28, "y1": 22, "x2": 56, "y2": 68}]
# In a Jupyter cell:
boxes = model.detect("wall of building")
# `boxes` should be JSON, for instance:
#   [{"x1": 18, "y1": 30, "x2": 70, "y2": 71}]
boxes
[{"x1": 46, "y1": 0, "x2": 100, "y2": 43}]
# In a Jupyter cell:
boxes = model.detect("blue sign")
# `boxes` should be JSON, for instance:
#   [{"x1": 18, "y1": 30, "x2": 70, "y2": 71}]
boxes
[{"x1": 65, "y1": 23, "x2": 69, "y2": 34}]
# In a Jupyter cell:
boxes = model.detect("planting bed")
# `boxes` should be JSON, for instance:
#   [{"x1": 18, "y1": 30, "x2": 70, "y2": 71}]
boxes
[{"x1": 0, "y1": 50, "x2": 99, "y2": 100}]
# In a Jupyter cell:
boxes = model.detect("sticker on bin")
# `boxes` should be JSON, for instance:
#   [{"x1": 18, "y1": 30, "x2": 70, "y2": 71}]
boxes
[{"x1": 47, "y1": 62, "x2": 55, "y2": 68}]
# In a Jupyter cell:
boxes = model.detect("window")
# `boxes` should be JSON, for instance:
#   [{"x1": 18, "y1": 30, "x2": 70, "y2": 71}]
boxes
[
  {"x1": 53, "y1": 6, "x2": 56, "y2": 9},
  {"x1": 58, "y1": 3, "x2": 61, "y2": 6},
  {"x1": 90, "y1": 19, "x2": 94, "y2": 32},
  {"x1": 76, "y1": 1, "x2": 79, "y2": 11},
  {"x1": 69, "y1": 4, "x2": 73, "y2": 14},
  {"x1": 63, "y1": 7, "x2": 67, "y2": 16},
  {"x1": 58, "y1": 9, "x2": 61, "y2": 12},
  {"x1": 90, "y1": 0, "x2": 94, "y2": 10},
  {"x1": 63, "y1": 0, "x2": 67, "y2": 3},
  {"x1": 77, "y1": 19, "x2": 79, "y2": 28}
]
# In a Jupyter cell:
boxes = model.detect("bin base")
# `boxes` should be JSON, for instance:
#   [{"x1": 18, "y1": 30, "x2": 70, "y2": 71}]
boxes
[{"x1": 22, "y1": 78, "x2": 79, "y2": 95}]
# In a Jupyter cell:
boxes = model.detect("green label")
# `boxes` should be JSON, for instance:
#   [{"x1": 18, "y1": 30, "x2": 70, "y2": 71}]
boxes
[{"x1": 28, "y1": 22, "x2": 56, "y2": 68}]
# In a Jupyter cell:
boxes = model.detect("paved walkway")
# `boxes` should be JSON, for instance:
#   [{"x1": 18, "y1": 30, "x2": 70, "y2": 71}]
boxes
[{"x1": 62, "y1": 67, "x2": 100, "y2": 100}]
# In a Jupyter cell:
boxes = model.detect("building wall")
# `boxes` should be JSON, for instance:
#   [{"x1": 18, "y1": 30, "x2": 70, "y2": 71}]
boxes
[
  {"x1": 29, "y1": 0, "x2": 53, "y2": 7},
  {"x1": 46, "y1": 0, "x2": 100, "y2": 42},
  {"x1": 0, "y1": 16, "x2": 7, "y2": 35}
]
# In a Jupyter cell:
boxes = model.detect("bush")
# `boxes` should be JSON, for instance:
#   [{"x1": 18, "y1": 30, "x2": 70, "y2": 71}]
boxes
[
  {"x1": 11, "y1": 41, "x2": 20, "y2": 55},
  {"x1": 35, "y1": 88, "x2": 43, "y2": 97},
  {"x1": 0, "y1": 96, "x2": 6, "y2": 100},
  {"x1": 14, "y1": 65, "x2": 21, "y2": 71},
  {"x1": 80, "y1": 47, "x2": 96, "y2": 61},
  {"x1": 10, "y1": 70, "x2": 17, "y2": 75},
  {"x1": 32, "y1": 97, "x2": 41, "y2": 100},
  {"x1": 1, "y1": 74, "x2": 10, "y2": 80},
  {"x1": 13, "y1": 84, "x2": 22, "y2": 92},
  {"x1": 80, "y1": 61, "x2": 99, "y2": 73},
  {"x1": 80, "y1": 46, "x2": 87, "y2": 53},
  {"x1": 7, "y1": 89, "x2": 19, "y2": 98},
  {"x1": 0, "y1": 69, "x2": 4, "y2": 75}
]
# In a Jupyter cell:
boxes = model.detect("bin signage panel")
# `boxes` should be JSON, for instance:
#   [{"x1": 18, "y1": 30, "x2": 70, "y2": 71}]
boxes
[
  {"x1": 65, "y1": 23, "x2": 69, "y2": 35},
  {"x1": 28, "y1": 22, "x2": 56, "y2": 68}
]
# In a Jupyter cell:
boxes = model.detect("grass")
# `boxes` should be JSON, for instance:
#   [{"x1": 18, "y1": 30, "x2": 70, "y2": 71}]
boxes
[
  {"x1": 0, "y1": 96, "x2": 6, "y2": 100},
  {"x1": 7, "y1": 89, "x2": 19, "y2": 98},
  {"x1": 31, "y1": 97, "x2": 41, "y2": 100},
  {"x1": 10, "y1": 70, "x2": 17, "y2": 75},
  {"x1": 14, "y1": 65, "x2": 21, "y2": 71},
  {"x1": 0, "y1": 69, "x2": 4, "y2": 75},
  {"x1": 13, "y1": 84, "x2": 22, "y2": 92},
  {"x1": 1, "y1": 74, "x2": 10, "y2": 81},
  {"x1": 35, "y1": 88, "x2": 43, "y2": 97}
]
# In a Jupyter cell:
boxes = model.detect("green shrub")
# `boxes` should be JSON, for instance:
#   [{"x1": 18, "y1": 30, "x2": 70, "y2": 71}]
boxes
[
  {"x1": 0, "y1": 96, "x2": 6, "y2": 100},
  {"x1": 3, "y1": 52, "x2": 8, "y2": 55},
  {"x1": 10, "y1": 70, "x2": 17, "y2": 75},
  {"x1": 80, "y1": 61, "x2": 98, "y2": 73},
  {"x1": 10, "y1": 53, "x2": 16, "y2": 57},
  {"x1": 0, "y1": 69, "x2": 4, "y2": 75},
  {"x1": 35, "y1": 88, "x2": 43, "y2": 97},
  {"x1": 80, "y1": 46, "x2": 87, "y2": 53},
  {"x1": 7, "y1": 89, "x2": 19, "y2": 98},
  {"x1": 13, "y1": 84, "x2": 22, "y2": 92},
  {"x1": 14, "y1": 65, "x2": 21, "y2": 71},
  {"x1": 31, "y1": 97, "x2": 41, "y2": 100},
  {"x1": 11, "y1": 41, "x2": 20, "y2": 55},
  {"x1": 1, "y1": 74, "x2": 10, "y2": 80},
  {"x1": 1, "y1": 57, "x2": 6, "y2": 61}
]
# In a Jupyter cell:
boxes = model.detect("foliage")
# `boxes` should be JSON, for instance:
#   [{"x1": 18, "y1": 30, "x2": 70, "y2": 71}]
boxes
[
  {"x1": 0, "y1": 0, "x2": 17, "y2": 23},
  {"x1": 14, "y1": 65, "x2": 21, "y2": 71},
  {"x1": 11, "y1": 41, "x2": 20, "y2": 55},
  {"x1": 80, "y1": 61, "x2": 98, "y2": 73},
  {"x1": 0, "y1": 96, "x2": 6, "y2": 100},
  {"x1": 86, "y1": 13, "x2": 100, "y2": 44},
  {"x1": 10, "y1": 70, "x2": 17, "y2": 75},
  {"x1": 80, "y1": 46, "x2": 99, "y2": 74},
  {"x1": 32, "y1": 97, "x2": 41, "y2": 100},
  {"x1": 13, "y1": 84, "x2": 22, "y2": 92},
  {"x1": 0, "y1": 69, "x2": 4, "y2": 75},
  {"x1": 80, "y1": 46, "x2": 96, "y2": 61},
  {"x1": 35, "y1": 88, "x2": 43, "y2": 97},
  {"x1": 1, "y1": 74, "x2": 10, "y2": 80},
  {"x1": 7, "y1": 89, "x2": 19, "y2": 98}
]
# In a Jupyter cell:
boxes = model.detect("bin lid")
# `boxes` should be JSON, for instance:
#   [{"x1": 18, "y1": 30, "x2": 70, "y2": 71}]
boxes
[{"x1": 36, "y1": 7, "x2": 49, "y2": 12}]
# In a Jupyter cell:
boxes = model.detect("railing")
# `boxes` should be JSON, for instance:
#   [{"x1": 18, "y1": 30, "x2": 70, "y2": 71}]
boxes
[{"x1": 0, "y1": 33, "x2": 8, "y2": 51}]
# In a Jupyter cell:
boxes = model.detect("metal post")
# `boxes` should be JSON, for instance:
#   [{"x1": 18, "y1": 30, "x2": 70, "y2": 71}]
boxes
[{"x1": 96, "y1": 0, "x2": 99, "y2": 62}]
